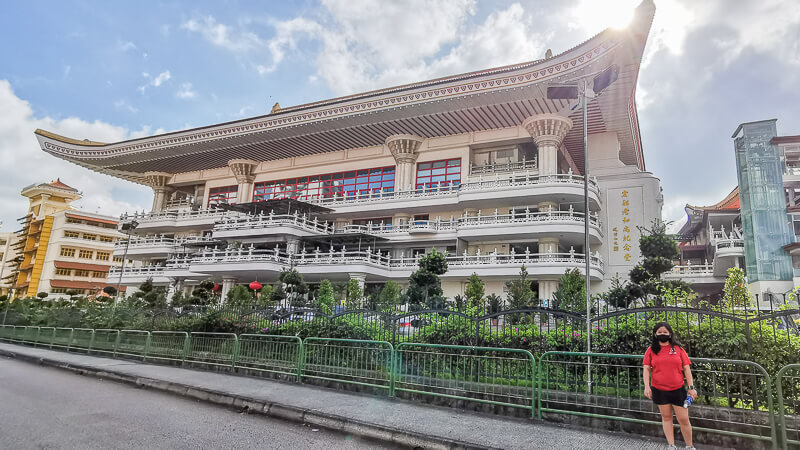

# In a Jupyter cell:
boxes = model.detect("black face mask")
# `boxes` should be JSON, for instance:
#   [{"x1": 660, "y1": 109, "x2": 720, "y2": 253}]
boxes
[{"x1": 656, "y1": 334, "x2": 671, "y2": 343}]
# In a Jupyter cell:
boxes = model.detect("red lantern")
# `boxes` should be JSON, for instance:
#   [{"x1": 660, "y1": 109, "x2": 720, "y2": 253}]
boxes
[
  {"x1": 249, "y1": 281, "x2": 263, "y2": 291},
  {"x1": 213, "y1": 283, "x2": 221, "y2": 291}
]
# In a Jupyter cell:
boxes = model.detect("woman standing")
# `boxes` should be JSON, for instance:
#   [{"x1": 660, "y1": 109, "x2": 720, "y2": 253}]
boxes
[{"x1": 643, "y1": 322, "x2": 698, "y2": 450}]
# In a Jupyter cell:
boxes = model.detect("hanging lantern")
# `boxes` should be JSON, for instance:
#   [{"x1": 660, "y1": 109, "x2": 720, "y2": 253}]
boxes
[
  {"x1": 249, "y1": 281, "x2": 263, "y2": 291},
  {"x1": 213, "y1": 283, "x2": 221, "y2": 291}
]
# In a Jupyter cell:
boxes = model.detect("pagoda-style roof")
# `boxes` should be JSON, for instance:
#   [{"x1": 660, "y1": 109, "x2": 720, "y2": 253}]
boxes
[
  {"x1": 21, "y1": 178, "x2": 82, "y2": 199},
  {"x1": 678, "y1": 187, "x2": 741, "y2": 237},
  {"x1": 34, "y1": 1, "x2": 655, "y2": 184}
]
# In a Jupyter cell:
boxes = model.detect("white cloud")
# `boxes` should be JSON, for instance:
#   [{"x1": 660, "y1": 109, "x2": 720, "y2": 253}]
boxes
[
  {"x1": 118, "y1": 41, "x2": 137, "y2": 52},
  {"x1": 138, "y1": 70, "x2": 171, "y2": 94},
  {"x1": 62, "y1": 65, "x2": 71, "y2": 78},
  {"x1": 257, "y1": 17, "x2": 321, "y2": 74},
  {"x1": 181, "y1": 16, "x2": 263, "y2": 52},
  {"x1": 113, "y1": 99, "x2": 139, "y2": 113},
  {"x1": 176, "y1": 82, "x2": 197, "y2": 99},
  {"x1": 0, "y1": 80, "x2": 151, "y2": 232}
]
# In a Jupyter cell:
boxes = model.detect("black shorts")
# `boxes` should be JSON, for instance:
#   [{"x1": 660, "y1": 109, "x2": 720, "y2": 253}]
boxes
[{"x1": 651, "y1": 386, "x2": 687, "y2": 407}]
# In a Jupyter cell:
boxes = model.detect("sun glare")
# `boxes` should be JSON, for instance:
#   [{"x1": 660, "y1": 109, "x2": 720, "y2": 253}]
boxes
[{"x1": 572, "y1": 0, "x2": 640, "y2": 32}]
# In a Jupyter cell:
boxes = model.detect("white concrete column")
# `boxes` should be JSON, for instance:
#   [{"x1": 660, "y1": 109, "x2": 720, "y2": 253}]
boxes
[
  {"x1": 539, "y1": 280, "x2": 559, "y2": 306},
  {"x1": 334, "y1": 218, "x2": 350, "y2": 232},
  {"x1": 522, "y1": 114, "x2": 573, "y2": 175},
  {"x1": 386, "y1": 134, "x2": 425, "y2": 191},
  {"x1": 286, "y1": 238, "x2": 301, "y2": 255},
  {"x1": 221, "y1": 277, "x2": 237, "y2": 303},
  {"x1": 393, "y1": 213, "x2": 412, "y2": 228},
  {"x1": 144, "y1": 171, "x2": 173, "y2": 212},
  {"x1": 536, "y1": 201, "x2": 558, "y2": 213},
  {"x1": 228, "y1": 159, "x2": 259, "y2": 203},
  {"x1": 349, "y1": 273, "x2": 366, "y2": 289},
  {"x1": 538, "y1": 237, "x2": 559, "y2": 255}
]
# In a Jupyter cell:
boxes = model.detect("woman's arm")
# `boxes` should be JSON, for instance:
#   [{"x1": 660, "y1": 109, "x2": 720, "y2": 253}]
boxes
[
  {"x1": 684, "y1": 365, "x2": 697, "y2": 399},
  {"x1": 643, "y1": 365, "x2": 652, "y2": 398}
]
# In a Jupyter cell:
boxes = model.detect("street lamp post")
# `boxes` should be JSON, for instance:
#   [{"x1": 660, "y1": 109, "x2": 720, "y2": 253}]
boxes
[
  {"x1": 115, "y1": 219, "x2": 139, "y2": 306},
  {"x1": 548, "y1": 65, "x2": 619, "y2": 393}
]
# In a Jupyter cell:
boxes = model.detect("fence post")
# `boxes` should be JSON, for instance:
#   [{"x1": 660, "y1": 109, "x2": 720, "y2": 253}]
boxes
[
  {"x1": 143, "y1": 332, "x2": 152, "y2": 361},
  {"x1": 775, "y1": 364, "x2": 798, "y2": 450},
  {"x1": 113, "y1": 329, "x2": 122, "y2": 358},
  {"x1": 66, "y1": 328, "x2": 74, "y2": 352},
  {"x1": 181, "y1": 333, "x2": 190, "y2": 364},
  {"x1": 88, "y1": 329, "x2": 96, "y2": 353},
  {"x1": 389, "y1": 345, "x2": 396, "y2": 397},
  {"x1": 298, "y1": 338, "x2": 306, "y2": 382},
  {"x1": 744, "y1": 321, "x2": 754, "y2": 355},
  {"x1": 231, "y1": 334, "x2": 240, "y2": 369}
]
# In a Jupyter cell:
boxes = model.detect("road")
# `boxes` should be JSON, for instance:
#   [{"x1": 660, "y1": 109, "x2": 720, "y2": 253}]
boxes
[{"x1": 0, "y1": 357, "x2": 396, "y2": 449}]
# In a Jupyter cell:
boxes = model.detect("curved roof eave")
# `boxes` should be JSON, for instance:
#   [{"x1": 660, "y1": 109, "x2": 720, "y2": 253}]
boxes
[{"x1": 36, "y1": 0, "x2": 655, "y2": 177}]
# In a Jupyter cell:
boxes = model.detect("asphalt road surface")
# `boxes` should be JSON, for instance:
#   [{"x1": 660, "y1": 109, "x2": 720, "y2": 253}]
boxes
[{"x1": 0, "y1": 357, "x2": 396, "y2": 449}]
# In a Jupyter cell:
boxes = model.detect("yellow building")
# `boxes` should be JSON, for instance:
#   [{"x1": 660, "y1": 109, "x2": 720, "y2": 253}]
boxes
[{"x1": 11, "y1": 180, "x2": 123, "y2": 298}]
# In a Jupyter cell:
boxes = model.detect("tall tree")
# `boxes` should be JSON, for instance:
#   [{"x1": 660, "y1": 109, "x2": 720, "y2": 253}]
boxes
[
  {"x1": 552, "y1": 268, "x2": 587, "y2": 313},
  {"x1": 465, "y1": 273, "x2": 485, "y2": 308},
  {"x1": 406, "y1": 248, "x2": 448, "y2": 310}
]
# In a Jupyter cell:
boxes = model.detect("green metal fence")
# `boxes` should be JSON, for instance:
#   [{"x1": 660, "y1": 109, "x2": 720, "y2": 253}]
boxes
[
  {"x1": 116, "y1": 330, "x2": 150, "y2": 359},
  {"x1": 21, "y1": 326, "x2": 39, "y2": 344},
  {"x1": 235, "y1": 334, "x2": 302, "y2": 379},
  {"x1": 188, "y1": 332, "x2": 238, "y2": 367},
  {"x1": 538, "y1": 352, "x2": 777, "y2": 447},
  {"x1": 0, "y1": 325, "x2": 14, "y2": 341},
  {"x1": 395, "y1": 343, "x2": 536, "y2": 416},
  {"x1": 71, "y1": 328, "x2": 95, "y2": 352},
  {"x1": 777, "y1": 364, "x2": 800, "y2": 449},
  {"x1": 51, "y1": 328, "x2": 74, "y2": 350},
  {"x1": 13, "y1": 325, "x2": 26, "y2": 343},
  {"x1": 301, "y1": 337, "x2": 394, "y2": 391},
  {"x1": 92, "y1": 329, "x2": 120, "y2": 355},
  {"x1": 35, "y1": 327, "x2": 55, "y2": 347},
  {"x1": 147, "y1": 331, "x2": 188, "y2": 363},
  {"x1": 5, "y1": 325, "x2": 800, "y2": 448}
]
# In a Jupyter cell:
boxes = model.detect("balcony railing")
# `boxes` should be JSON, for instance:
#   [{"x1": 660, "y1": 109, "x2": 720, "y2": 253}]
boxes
[
  {"x1": 119, "y1": 208, "x2": 236, "y2": 226},
  {"x1": 301, "y1": 172, "x2": 598, "y2": 207},
  {"x1": 469, "y1": 158, "x2": 538, "y2": 175},
  {"x1": 214, "y1": 212, "x2": 334, "y2": 235},
  {"x1": 340, "y1": 208, "x2": 600, "y2": 235},
  {"x1": 113, "y1": 235, "x2": 215, "y2": 251},
  {"x1": 665, "y1": 263, "x2": 715, "y2": 276},
  {"x1": 187, "y1": 245, "x2": 603, "y2": 271},
  {"x1": 108, "y1": 258, "x2": 192, "y2": 278},
  {"x1": 715, "y1": 239, "x2": 745, "y2": 250}
]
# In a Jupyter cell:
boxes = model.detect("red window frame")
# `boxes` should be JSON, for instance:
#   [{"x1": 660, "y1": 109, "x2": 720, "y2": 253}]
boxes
[
  {"x1": 415, "y1": 158, "x2": 461, "y2": 190},
  {"x1": 207, "y1": 185, "x2": 238, "y2": 207},
  {"x1": 252, "y1": 166, "x2": 396, "y2": 202}
]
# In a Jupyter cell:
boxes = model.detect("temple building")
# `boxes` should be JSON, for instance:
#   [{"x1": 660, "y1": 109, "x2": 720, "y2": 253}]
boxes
[
  {"x1": 33, "y1": 1, "x2": 663, "y2": 302},
  {"x1": 9, "y1": 180, "x2": 124, "y2": 298},
  {"x1": 672, "y1": 119, "x2": 800, "y2": 306}
]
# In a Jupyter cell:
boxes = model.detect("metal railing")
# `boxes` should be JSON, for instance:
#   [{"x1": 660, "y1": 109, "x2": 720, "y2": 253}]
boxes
[
  {"x1": 777, "y1": 364, "x2": 800, "y2": 449},
  {"x1": 538, "y1": 352, "x2": 777, "y2": 445},
  {"x1": 301, "y1": 337, "x2": 394, "y2": 391},
  {"x1": 469, "y1": 158, "x2": 538, "y2": 175},
  {"x1": 214, "y1": 212, "x2": 334, "y2": 235},
  {"x1": 5, "y1": 326, "x2": 800, "y2": 448},
  {"x1": 395, "y1": 343, "x2": 536, "y2": 416}
]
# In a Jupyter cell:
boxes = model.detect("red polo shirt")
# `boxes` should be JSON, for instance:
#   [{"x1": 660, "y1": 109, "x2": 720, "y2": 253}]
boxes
[{"x1": 643, "y1": 345, "x2": 691, "y2": 391}]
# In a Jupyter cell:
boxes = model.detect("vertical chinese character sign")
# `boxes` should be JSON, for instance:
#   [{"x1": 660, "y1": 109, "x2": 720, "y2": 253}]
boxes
[{"x1": 607, "y1": 187, "x2": 644, "y2": 267}]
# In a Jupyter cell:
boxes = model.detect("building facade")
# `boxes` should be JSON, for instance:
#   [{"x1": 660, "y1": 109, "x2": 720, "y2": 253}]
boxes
[
  {"x1": 0, "y1": 232, "x2": 18, "y2": 296},
  {"x1": 34, "y1": 2, "x2": 663, "y2": 302},
  {"x1": 671, "y1": 119, "x2": 800, "y2": 304},
  {"x1": 10, "y1": 180, "x2": 124, "y2": 298}
]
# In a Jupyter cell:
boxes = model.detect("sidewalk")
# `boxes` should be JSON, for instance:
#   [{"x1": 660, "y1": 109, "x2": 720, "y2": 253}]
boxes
[{"x1": 0, "y1": 342, "x2": 670, "y2": 449}]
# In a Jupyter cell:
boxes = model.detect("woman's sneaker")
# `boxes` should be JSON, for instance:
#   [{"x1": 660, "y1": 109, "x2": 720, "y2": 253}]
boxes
[
  {"x1": 685, "y1": 447, "x2": 696, "y2": 450},
  {"x1": 667, "y1": 446, "x2": 677, "y2": 450}
]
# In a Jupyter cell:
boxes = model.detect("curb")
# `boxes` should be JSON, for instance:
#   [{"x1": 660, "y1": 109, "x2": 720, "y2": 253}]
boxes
[{"x1": 0, "y1": 347, "x2": 495, "y2": 450}]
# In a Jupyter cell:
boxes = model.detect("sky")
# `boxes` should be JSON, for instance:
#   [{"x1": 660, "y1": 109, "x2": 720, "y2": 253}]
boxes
[{"x1": 0, "y1": 0, "x2": 798, "y2": 232}]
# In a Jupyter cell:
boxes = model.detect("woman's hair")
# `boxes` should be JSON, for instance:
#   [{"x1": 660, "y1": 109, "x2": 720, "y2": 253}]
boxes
[{"x1": 650, "y1": 321, "x2": 682, "y2": 354}]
